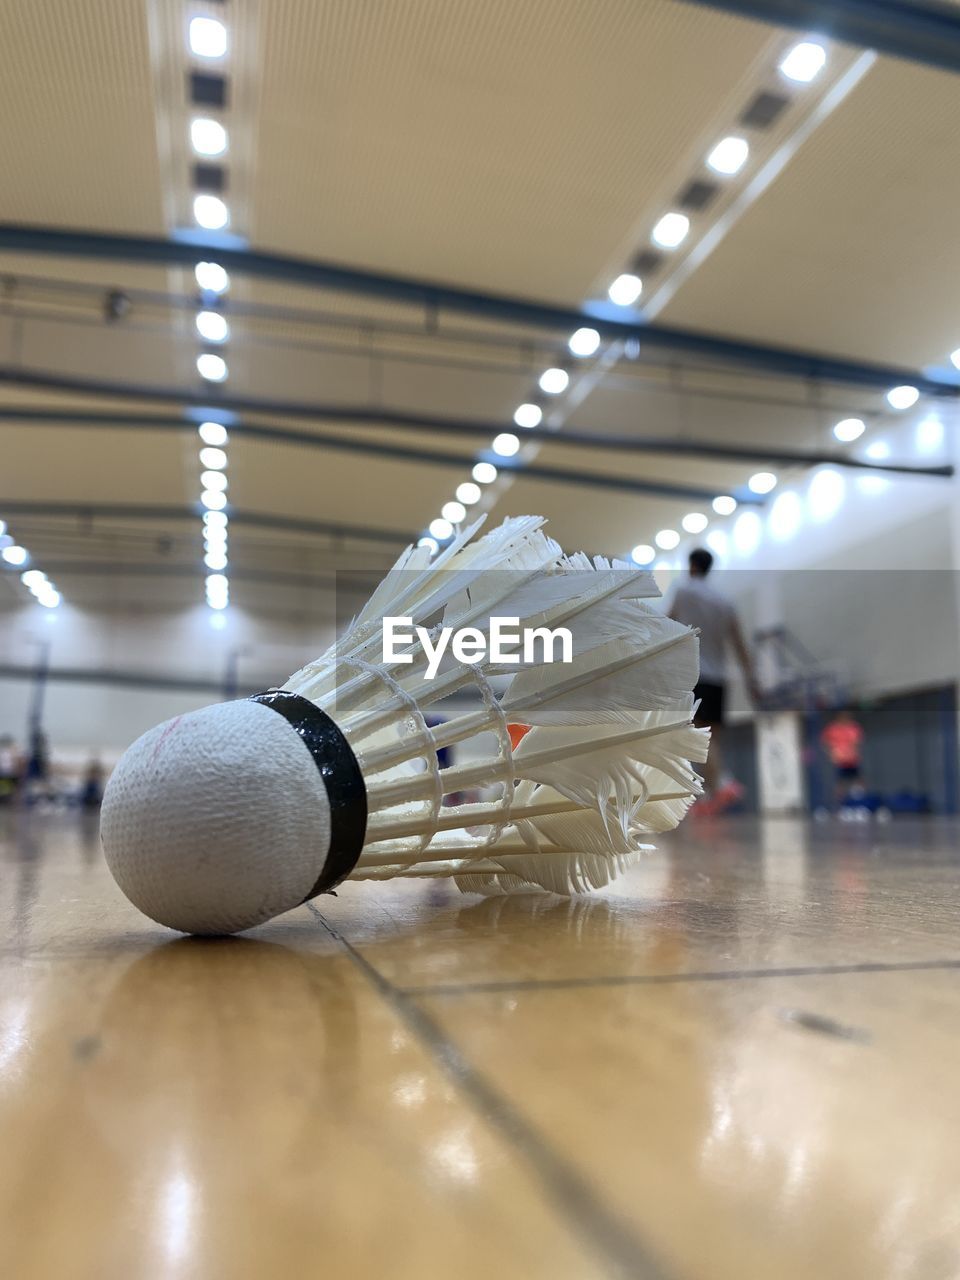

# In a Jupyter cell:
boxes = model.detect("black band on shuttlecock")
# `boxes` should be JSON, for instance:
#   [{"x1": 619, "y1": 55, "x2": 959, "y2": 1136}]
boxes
[{"x1": 249, "y1": 689, "x2": 367, "y2": 899}]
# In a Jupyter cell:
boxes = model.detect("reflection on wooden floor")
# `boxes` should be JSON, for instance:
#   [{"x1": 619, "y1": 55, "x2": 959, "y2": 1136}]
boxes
[{"x1": 2, "y1": 810, "x2": 960, "y2": 1279}]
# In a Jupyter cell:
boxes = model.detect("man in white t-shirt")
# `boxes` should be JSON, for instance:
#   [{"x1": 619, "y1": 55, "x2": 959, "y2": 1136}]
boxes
[{"x1": 668, "y1": 548, "x2": 758, "y2": 811}]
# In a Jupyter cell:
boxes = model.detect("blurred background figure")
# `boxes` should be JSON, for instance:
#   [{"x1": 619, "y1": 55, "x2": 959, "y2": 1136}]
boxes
[
  {"x1": 0, "y1": 735, "x2": 21, "y2": 805},
  {"x1": 821, "y1": 706, "x2": 865, "y2": 811},
  {"x1": 23, "y1": 727, "x2": 51, "y2": 806},
  {"x1": 669, "y1": 548, "x2": 759, "y2": 815},
  {"x1": 78, "y1": 758, "x2": 105, "y2": 809}
]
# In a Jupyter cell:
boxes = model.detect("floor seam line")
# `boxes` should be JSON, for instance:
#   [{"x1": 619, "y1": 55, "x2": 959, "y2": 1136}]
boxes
[
  {"x1": 305, "y1": 902, "x2": 676, "y2": 1280},
  {"x1": 398, "y1": 957, "x2": 960, "y2": 997}
]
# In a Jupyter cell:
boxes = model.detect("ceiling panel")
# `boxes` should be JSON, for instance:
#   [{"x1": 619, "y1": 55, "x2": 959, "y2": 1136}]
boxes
[
  {"x1": 253, "y1": 0, "x2": 774, "y2": 300},
  {"x1": 661, "y1": 56, "x2": 960, "y2": 368},
  {"x1": 2, "y1": 0, "x2": 957, "y2": 623},
  {"x1": 0, "y1": 0, "x2": 165, "y2": 233}
]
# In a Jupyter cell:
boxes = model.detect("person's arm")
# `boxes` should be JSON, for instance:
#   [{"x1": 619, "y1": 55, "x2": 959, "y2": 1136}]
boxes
[{"x1": 728, "y1": 609, "x2": 761, "y2": 706}]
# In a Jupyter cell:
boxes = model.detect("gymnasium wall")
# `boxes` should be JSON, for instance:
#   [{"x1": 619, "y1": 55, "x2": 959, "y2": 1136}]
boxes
[
  {"x1": 0, "y1": 601, "x2": 337, "y2": 761},
  {"x1": 2, "y1": 465, "x2": 958, "y2": 765},
  {"x1": 704, "y1": 479, "x2": 959, "y2": 703}
]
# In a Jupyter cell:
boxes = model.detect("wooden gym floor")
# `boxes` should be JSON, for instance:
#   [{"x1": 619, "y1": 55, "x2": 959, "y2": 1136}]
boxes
[{"x1": 2, "y1": 810, "x2": 959, "y2": 1280}]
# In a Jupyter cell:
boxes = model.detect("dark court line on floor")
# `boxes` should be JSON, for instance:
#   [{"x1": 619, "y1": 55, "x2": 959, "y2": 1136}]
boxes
[
  {"x1": 306, "y1": 902, "x2": 676, "y2": 1280},
  {"x1": 399, "y1": 957, "x2": 960, "y2": 999}
]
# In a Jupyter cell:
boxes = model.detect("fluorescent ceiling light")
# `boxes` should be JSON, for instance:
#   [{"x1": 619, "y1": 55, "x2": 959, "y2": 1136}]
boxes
[
  {"x1": 513, "y1": 403, "x2": 542, "y2": 429},
  {"x1": 190, "y1": 118, "x2": 227, "y2": 157},
  {"x1": 198, "y1": 422, "x2": 228, "y2": 446},
  {"x1": 199, "y1": 446, "x2": 227, "y2": 470},
  {"x1": 652, "y1": 213, "x2": 689, "y2": 249},
  {"x1": 706, "y1": 529, "x2": 728, "y2": 558},
  {"x1": 189, "y1": 17, "x2": 228, "y2": 59},
  {"x1": 197, "y1": 353, "x2": 227, "y2": 382},
  {"x1": 195, "y1": 261, "x2": 229, "y2": 294},
  {"x1": 780, "y1": 41, "x2": 826, "y2": 83},
  {"x1": 807, "y1": 467, "x2": 845, "y2": 521},
  {"x1": 768, "y1": 490, "x2": 802, "y2": 541},
  {"x1": 886, "y1": 385, "x2": 919, "y2": 410},
  {"x1": 712, "y1": 495, "x2": 737, "y2": 516},
  {"x1": 201, "y1": 470, "x2": 227, "y2": 492},
  {"x1": 865, "y1": 440, "x2": 890, "y2": 460},
  {"x1": 607, "y1": 274, "x2": 643, "y2": 307},
  {"x1": 193, "y1": 194, "x2": 228, "y2": 230},
  {"x1": 833, "y1": 417, "x2": 865, "y2": 442},
  {"x1": 196, "y1": 310, "x2": 229, "y2": 343},
  {"x1": 681, "y1": 512, "x2": 708, "y2": 534},
  {"x1": 707, "y1": 136, "x2": 749, "y2": 176},
  {"x1": 568, "y1": 327, "x2": 600, "y2": 357},
  {"x1": 733, "y1": 510, "x2": 761, "y2": 555},
  {"x1": 539, "y1": 367, "x2": 569, "y2": 394},
  {"x1": 916, "y1": 416, "x2": 944, "y2": 452},
  {"x1": 748, "y1": 471, "x2": 777, "y2": 494}
]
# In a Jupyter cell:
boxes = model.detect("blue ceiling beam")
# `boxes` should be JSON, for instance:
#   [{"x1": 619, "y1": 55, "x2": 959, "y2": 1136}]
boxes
[
  {"x1": 0, "y1": 405, "x2": 951, "y2": 480},
  {"x1": 676, "y1": 0, "x2": 960, "y2": 78},
  {"x1": 0, "y1": 369, "x2": 765, "y2": 503},
  {"x1": 0, "y1": 500, "x2": 414, "y2": 546},
  {"x1": 1, "y1": 223, "x2": 957, "y2": 396}
]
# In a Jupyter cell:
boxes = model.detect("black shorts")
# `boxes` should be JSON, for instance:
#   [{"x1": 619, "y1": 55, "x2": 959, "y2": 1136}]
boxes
[
  {"x1": 836, "y1": 764, "x2": 861, "y2": 780},
  {"x1": 694, "y1": 681, "x2": 725, "y2": 726}
]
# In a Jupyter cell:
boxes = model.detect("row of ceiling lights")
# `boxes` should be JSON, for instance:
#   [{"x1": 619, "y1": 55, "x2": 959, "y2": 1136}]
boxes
[
  {"x1": 620, "y1": 36, "x2": 959, "y2": 564},
  {"x1": 610, "y1": 36, "x2": 946, "y2": 566},
  {"x1": 627, "y1": 394, "x2": 933, "y2": 570},
  {"x1": 620, "y1": 38, "x2": 831, "y2": 565},
  {"x1": 0, "y1": 518, "x2": 62, "y2": 608},
  {"x1": 1, "y1": 14, "x2": 235, "y2": 614},
  {"x1": 187, "y1": 11, "x2": 233, "y2": 614},
  {"x1": 179, "y1": 25, "x2": 947, "y2": 574},
  {"x1": 199, "y1": 418, "x2": 230, "y2": 615},
  {"x1": 418, "y1": 40, "x2": 834, "y2": 556},
  {"x1": 189, "y1": 13, "x2": 232, "y2": 384},
  {"x1": 658, "y1": 402, "x2": 948, "y2": 570}
]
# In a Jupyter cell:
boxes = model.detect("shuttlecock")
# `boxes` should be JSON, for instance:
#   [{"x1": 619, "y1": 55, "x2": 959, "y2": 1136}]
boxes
[{"x1": 101, "y1": 515, "x2": 707, "y2": 934}]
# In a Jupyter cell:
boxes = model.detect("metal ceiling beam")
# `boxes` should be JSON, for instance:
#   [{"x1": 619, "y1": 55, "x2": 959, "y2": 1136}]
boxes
[
  {"x1": 0, "y1": 662, "x2": 258, "y2": 698},
  {"x1": 676, "y1": 0, "x2": 960, "y2": 78},
  {"x1": 0, "y1": 501, "x2": 416, "y2": 546},
  {"x1": 1, "y1": 223, "x2": 957, "y2": 395},
  {"x1": 0, "y1": 404, "x2": 951, "y2": 479},
  {"x1": 0, "y1": 559, "x2": 380, "y2": 593},
  {"x1": 0, "y1": 418, "x2": 758, "y2": 503},
  {"x1": 0, "y1": 382, "x2": 764, "y2": 504}
]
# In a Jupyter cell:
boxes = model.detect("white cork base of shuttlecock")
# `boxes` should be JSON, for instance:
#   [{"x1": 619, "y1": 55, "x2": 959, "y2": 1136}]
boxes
[{"x1": 101, "y1": 699, "x2": 331, "y2": 935}]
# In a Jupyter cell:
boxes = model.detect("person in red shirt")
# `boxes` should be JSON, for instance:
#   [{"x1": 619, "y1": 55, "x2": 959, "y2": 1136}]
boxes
[{"x1": 821, "y1": 708, "x2": 864, "y2": 807}]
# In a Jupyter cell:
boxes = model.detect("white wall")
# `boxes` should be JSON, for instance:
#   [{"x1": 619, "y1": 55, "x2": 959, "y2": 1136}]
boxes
[
  {"x1": 656, "y1": 418, "x2": 960, "y2": 705},
  {"x1": 0, "y1": 678, "x2": 214, "y2": 768},
  {"x1": 0, "y1": 601, "x2": 338, "y2": 761},
  {"x1": 3, "y1": 410, "x2": 958, "y2": 761}
]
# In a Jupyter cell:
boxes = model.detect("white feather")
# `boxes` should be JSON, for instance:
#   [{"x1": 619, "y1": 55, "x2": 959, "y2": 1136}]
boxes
[
  {"x1": 284, "y1": 516, "x2": 708, "y2": 898},
  {"x1": 505, "y1": 628, "x2": 700, "y2": 724},
  {"x1": 513, "y1": 711, "x2": 708, "y2": 828}
]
